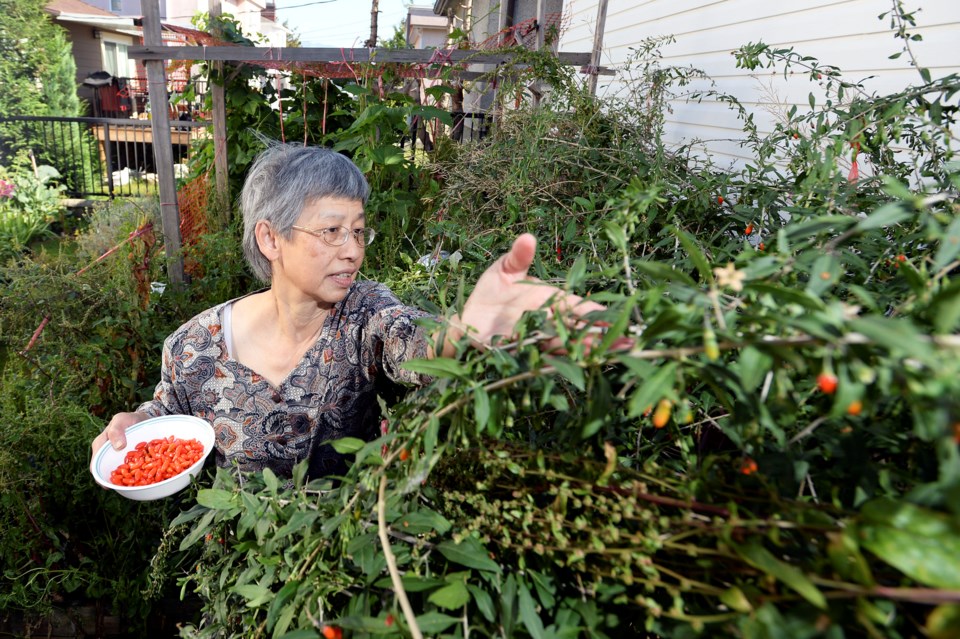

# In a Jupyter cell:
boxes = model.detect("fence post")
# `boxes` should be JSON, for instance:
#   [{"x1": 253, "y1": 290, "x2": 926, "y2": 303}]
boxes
[
  {"x1": 103, "y1": 122, "x2": 115, "y2": 198},
  {"x1": 142, "y1": 0, "x2": 185, "y2": 285}
]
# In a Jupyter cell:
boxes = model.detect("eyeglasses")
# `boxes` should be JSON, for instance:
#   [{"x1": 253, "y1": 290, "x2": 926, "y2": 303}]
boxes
[{"x1": 291, "y1": 225, "x2": 376, "y2": 247}]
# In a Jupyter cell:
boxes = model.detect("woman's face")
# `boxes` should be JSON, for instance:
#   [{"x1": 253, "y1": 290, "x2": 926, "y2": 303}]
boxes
[{"x1": 275, "y1": 196, "x2": 367, "y2": 306}]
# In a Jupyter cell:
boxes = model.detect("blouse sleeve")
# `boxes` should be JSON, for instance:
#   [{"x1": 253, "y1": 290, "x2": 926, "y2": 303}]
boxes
[
  {"x1": 136, "y1": 331, "x2": 194, "y2": 417},
  {"x1": 358, "y1": 283, "x2": 435, "y2": 386}
]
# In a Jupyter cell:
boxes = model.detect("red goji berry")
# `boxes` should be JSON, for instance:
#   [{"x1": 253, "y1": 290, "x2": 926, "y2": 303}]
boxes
[
  {"x1": 740, "y1": 458, "x2": 758, "y2": 475},
  {"x1": 744, "y1": 223, "x2": 754, "y2": 235},
  {"x1": 846, "y1": 400, "x2": 863, "y2": 416},
  {"x1": 817, "y1": 372, "x2": 838, "y2": 395},
  {"x1": 652, "y1": 399, "x2": 672, "y2": 428}
]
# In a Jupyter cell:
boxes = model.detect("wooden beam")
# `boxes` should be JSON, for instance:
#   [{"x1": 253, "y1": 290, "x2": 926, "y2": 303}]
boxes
[
  {"x1": 209, "y1": 0, "x2": 229, "y2": 224},
  {"x1": 588, "y1": 0, "x2": 610, "y2": 96},
  {"x1": 142, "y1": 0, "x2": 185, "y2": 285},
  {"x1": 129, "y1": 45, "x2": 594, "y2": 66}
]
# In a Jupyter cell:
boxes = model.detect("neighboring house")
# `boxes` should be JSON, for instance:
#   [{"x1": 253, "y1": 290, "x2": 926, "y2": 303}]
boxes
[
  {"x1": 406, "y1": 5, "x2": 448, "y2": 49},
  {"x1": 163, "y1": 0, "x2": 288, "y2": 47},
  {"x1": 432, "y1": 0, "x2": 562, "y2": 134},
  {"x1": 433, "y1": 0, "x2": 960, "y2": 168},
  {"x1": 46, "y1": 0, "x2": 141, "y2": 105},
  {"x1": 46, "y1": 0, "x2": 287, "y2": 117}
]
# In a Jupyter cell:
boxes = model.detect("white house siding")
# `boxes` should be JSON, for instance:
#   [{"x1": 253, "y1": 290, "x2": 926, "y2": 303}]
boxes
[{"x1": 559, "y1": 0, "x2": 960, "y2": 169}]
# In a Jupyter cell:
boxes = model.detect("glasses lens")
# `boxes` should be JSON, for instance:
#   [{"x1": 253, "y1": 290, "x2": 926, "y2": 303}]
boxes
[
  {"x1": 321, "y1": 227, "x2": 349, "y2": 245},
  {"x1": 360, "y1": 228, "x2": 376, "y2": 246}
]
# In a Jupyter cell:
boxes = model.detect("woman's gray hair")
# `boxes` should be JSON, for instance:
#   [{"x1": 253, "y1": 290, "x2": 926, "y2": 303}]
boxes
[{"x1": 240, "y1": 143, "x2": 370, "y2": 283}]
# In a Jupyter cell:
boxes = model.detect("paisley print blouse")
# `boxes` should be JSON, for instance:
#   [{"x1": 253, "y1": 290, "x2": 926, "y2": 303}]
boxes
[{"x1": 137, "y1": 281, "x2": 432, "y2": 478}]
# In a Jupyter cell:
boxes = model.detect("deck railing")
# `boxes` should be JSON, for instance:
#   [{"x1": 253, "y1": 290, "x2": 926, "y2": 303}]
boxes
[{"x1": 0, "y1": 115, "x2": 209, "y2": 199}]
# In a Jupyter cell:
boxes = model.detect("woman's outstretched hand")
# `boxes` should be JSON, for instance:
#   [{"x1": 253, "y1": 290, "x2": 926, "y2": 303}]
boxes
[{"x1": 441, "y1": 234, "x2": 606, "y2": 355}]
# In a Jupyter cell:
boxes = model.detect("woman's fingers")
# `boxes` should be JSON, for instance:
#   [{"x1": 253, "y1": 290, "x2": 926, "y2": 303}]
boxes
[{"x1": 91, "y1": 412, "x2": 150, "y2": 457}]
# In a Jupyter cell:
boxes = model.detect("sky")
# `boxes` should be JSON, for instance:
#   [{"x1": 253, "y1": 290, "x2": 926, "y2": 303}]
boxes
[{"x1": 273, "y1": 0, "x2": 421, "y2": 48}]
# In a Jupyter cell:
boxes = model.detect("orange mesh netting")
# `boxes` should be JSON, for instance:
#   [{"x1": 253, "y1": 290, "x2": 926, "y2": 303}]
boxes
[{"x1": 177, "y1": 172, "x2": 210, "y2": 278}]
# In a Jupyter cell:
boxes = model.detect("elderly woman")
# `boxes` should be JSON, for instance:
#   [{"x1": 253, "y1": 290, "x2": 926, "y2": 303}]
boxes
[{"x1": 91, "y1": 143, "x2": 601, "y2": 478}]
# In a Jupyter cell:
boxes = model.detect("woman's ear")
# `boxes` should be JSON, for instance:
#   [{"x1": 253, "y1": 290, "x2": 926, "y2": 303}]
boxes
[{"x1": 255, "y1": 220, "x2": 282, "y2": 262}]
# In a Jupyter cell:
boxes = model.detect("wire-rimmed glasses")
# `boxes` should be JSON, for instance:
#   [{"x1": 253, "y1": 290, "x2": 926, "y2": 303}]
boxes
[{"x1": 291, "y1": 225, "x2": 376, "y2": 247}]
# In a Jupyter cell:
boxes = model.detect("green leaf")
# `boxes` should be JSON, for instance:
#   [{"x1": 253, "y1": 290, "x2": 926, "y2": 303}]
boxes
[
  {"x1": 627, "y1": 361, "x2": 678, "y2": 418},
  {"x1": 632, "y1": 259, "x2": 697, "y2": 286},
  {"x1": 436, "y1": 538, "x2": 502, "y2": 573},
  {"x1": 926, "y1": 604, "x2": 960, "y2": 639},
  {"x1": 415, "y1": 611, "x2": 460, "y2": 634},
  {"x1": 401, "y1": 357, "x2": 469, "y2": 379},
  {"x1": 518, "y1": 581, "x2": 546, "y2": 639},
  {"x1": 734, "y1": 346, "x2": 773, "y2": 392},
  {"x1": 933, "y1": 216, "x2": 960, "y2": 272},
  {"x1": 262, "y1": 467, "x2": 279, "y2": 494},
  {"x1": 266, "y1": 579, "x2": 300, "y2": 632},
  {"x1": 826, "y1": 531, "x2": 875, "y2": 586},
  {"x1": 543, "y1": 355, "x2": 585, "y2": 392},
  {"x1": 849, "y1": 316, "x2": 934, "y2": 362},
  {"x1": 858, "y1": 498, "x2": 960, "y2": 588},
  {"x1": 392, "y1": 509, "x2": 452, "y2": 535},
  {"x1": 276, "y1": 630, "x2": 319, "y2": 639},
  {"x1": 329, "y1": 437, "x2": 365, "y2": 454},
  {"x1": 746, "y1": 283, "x2": 826, "y2": 311},
  {"x1": 930, "y1": 280, "x2": 960, "y2": 334},
  {"x1": 196, "y1": 489, "x2": 235, "y2": 510},
  {"x1": 179, "y1": 510, "x2": 216, "y2": 550},
  {"x1": 467, "y1": 584, "x2": 496, "y2": 622},
  {"x1": 428, "y1": 580, "x2": 470, "y2": 610},
  {"x1": 732, "y1": 540, "x2": 827, "y2": 609},
  {"x1": 473, "y1": 386, "x2": 490, "y2": 432},
  {"x1": 602, "y1": 220, "x2": 627, "y2": 251},
  {"x1": 672, "y1": 226, "x2": 713, "y2": 284},
  {"x1": 275, "y1": 511, "x2": 319, "y2": 539},
  {"x1": 806, "y1": 254, "x2": 840, "y2": 297},
  {"x1": 233, "y1": 584, "x2": 272, "y2": 607},
  {"x1": 719, "y1": 586, "x2": 753, "y2": 613},
  {"x1": 856, "y1": 202, "x2": 912, "y2": 232},
  {"x1": 784, "y1": 215, "x2": 856, "y2": 242}
]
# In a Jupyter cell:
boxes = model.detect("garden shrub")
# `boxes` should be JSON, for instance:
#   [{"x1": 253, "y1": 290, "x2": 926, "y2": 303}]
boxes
[
  {"x1": 0, "y1": 158, "x2": 64, "y2": 262},
  {"x1": 1, "y1": 7, "x2": 958, "y2": 637},
  {"x1": 160, "y1": 23, "x2": 959, "y2": 639},
  {"x1": 0, "y1": 198, "x2": 251, "y2": 631}
]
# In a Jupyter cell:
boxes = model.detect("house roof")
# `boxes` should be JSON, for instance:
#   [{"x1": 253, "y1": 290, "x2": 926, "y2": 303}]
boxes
[
  {"x1": 46, "y1": 0, "x2": 140, "y2": 36},
  {"x1": 46, "y1": 0, "x2": 117, "y2": 18}
]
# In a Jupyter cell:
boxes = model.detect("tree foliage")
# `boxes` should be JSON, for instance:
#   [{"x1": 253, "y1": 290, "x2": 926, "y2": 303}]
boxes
[{"x1": 0, "y1": 0, "x2": 80, "y2": 117}]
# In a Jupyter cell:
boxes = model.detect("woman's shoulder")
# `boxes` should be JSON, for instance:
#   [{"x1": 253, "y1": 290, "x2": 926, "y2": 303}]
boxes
[
  {"x1": 338, "y1": 281, "x2": 428, "y2": 321},
  {"x1": 164, "y1": 292, "x2": 254, "y2": 348}
]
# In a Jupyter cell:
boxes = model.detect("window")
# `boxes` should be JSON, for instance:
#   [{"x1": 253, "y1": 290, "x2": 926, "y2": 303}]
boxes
[
  {"x1": 102, "y1": 40, "x2": 131, "y2": 77},
  {"x1": 110, "y1": 0, "x2": 122, "y2": 12}
]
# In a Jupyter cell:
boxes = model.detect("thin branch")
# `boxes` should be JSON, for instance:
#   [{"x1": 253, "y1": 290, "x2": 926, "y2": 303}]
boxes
[{"x1": 378, "y1": 475, "x2": 422, "y2": 639}]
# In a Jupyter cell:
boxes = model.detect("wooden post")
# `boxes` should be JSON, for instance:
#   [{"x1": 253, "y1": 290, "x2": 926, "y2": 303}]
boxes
[
  {"x1": 365, "y1": 0, "x2": 380, "y2": 48},
  {"x1": 535, "y1": 0, "x2": 546, "y2": 51},
  {"x1": 141, "y1": 0, "x2": 185, "y2": 285},
  {"x1": 588, "y1": 0, "x2": 610, "y2": 96},
  {"x1": 209, "y1": 0, "x2": 230, "y2": 225},
  {"x1": 531, "y1": 0, "x2": 546, "y2": 107}
]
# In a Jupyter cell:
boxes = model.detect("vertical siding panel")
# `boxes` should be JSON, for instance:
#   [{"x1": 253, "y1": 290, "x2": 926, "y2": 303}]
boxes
[{"x1": 560, "y1": 0, "x2": 960, "y2": 166}]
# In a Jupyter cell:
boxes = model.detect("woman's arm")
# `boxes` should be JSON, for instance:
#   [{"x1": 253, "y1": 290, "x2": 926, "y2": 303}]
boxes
[{"x1": 432, "y1": 234, "x2": 605, "y2": 358}]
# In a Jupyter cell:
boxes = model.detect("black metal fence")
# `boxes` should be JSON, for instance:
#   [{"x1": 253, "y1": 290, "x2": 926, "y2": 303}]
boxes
[{"x1": 0, "y1": 115, "x2": 209, "y2": 198}]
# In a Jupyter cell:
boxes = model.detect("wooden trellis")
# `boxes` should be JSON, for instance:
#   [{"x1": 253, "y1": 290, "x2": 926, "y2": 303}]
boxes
[{"x1": 132, "y1": 0, "x2": 610, "y2": 285}]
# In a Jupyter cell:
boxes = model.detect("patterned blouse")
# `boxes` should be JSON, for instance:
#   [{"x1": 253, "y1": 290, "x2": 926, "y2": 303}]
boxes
[{"x1": 137, "y1": 281, "x2": 432, "y2": 478}]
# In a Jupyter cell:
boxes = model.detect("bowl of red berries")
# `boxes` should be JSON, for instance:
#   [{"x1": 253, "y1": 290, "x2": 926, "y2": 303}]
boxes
[{"x1": 90, "y1": 415, "x2": 215, "y2": 501}]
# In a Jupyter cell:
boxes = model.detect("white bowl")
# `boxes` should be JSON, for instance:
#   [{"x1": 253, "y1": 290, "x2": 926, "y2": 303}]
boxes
[{"x1": 90, "y1": 415, "x2": 216, "y2": 501}]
